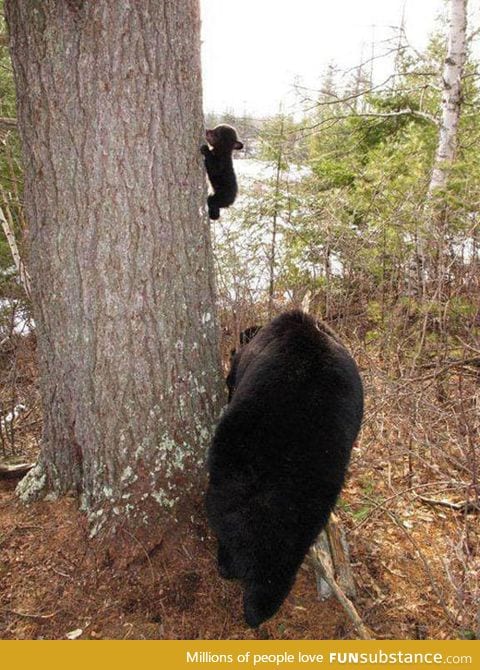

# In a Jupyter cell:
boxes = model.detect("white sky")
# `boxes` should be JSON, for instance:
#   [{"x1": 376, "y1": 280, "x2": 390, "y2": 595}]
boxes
[{"x1": 200, "y1": 0, "x2": 478, "y2": 117}]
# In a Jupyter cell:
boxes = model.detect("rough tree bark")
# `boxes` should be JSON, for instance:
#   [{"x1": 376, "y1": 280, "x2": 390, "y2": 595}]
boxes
[{"x1": 5, "y1": 0, "x2": 223, "y2": 536}]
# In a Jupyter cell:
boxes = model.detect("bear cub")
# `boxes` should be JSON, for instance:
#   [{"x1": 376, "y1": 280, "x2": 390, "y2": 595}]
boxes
[
  {"x1": 206, "y1": 310, "x2": 364, "y2": 628},
  {"x1": 201, "y1": 124, "x2": 243, "y2": 220}
]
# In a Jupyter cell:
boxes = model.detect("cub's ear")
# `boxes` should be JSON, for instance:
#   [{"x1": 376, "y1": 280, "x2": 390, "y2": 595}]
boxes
[{"x1": 234, "y1": 141, "x2": 244, "y2": 150}]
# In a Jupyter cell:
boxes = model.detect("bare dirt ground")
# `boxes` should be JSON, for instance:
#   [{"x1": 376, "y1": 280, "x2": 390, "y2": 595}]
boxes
[{"x1": 0, "y1": 335, "x2": 478, "y2": 640}]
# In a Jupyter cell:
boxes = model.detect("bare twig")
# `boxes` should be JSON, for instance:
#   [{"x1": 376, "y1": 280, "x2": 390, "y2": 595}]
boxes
[
  {"x1": 301, "y1": 109, "x2": 438, "y2": 136},
  {"x1": 1, "y1": 608, "x2": 57, "y2": 619},
  {"x1": 417, "y1": 496, "x2": 480, "y2": 513},
  {"x1": 350, "y1": 481, "x2": 465, "y2": 531},
  {"x1": 467, "y1": 26, "x2": 480, "y2": 43},
  {"x1": 0, "y1": 117, "x2": 16, "y2": 130},
  {"x1": 0, "y1": 203, "x2": 31, "y2": 297}
]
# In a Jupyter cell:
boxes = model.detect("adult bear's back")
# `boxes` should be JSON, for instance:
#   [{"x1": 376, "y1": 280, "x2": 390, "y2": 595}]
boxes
[{"x1": 211, "y1": 310, "x2": 363, "y2": 481}]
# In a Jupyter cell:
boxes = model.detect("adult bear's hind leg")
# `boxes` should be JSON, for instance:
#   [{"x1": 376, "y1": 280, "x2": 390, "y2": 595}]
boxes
[{"x1": 243, "y1": 577, "x2": 293, "y2": 628}]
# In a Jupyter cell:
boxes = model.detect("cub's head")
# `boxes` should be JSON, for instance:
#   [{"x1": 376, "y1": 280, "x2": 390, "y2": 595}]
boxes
[{"x1": 206, "y1": 124, "x2": 244, "y2": 153}]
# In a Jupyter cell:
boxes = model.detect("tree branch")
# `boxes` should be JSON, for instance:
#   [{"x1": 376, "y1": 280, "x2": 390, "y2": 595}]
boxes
[
  {"x1": 0, "y1": 117, "x2": 17, "y2": 130},
  {"x1": 302, "y1": 108, "x2": 438, "y2": 134},
  {"x1": 467, "y1": 26, "x2": 480, "y2": 43},
  {"x1": 0, "y1": 203, "x2": 32, "y2": 297},
  {"x1": 297, "y1": 72, "x2": 439, "y2": 112},
  {"x1": 417, "y1": 496, "x2": 480, "y2": 513}
]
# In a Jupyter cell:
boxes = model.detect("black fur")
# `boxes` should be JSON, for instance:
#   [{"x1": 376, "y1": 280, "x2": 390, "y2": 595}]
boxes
[
  {"x1": 239, "y1": 325, "x2": 262, "y2": 346},
  {"x1": 206, "y1": 310, "x2": 363, "y2": 627},
  {"x1": 201, "y1": 124, "x2": 243, "y2": 220}
]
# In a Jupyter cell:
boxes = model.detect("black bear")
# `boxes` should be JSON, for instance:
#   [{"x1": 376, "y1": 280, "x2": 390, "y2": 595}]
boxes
[
  {"x1": 206, "y1": 310, "x2": 363, "y2": 627},
  {"x1": 201, "y1": 124, "x2": 243, "y2": 220}
]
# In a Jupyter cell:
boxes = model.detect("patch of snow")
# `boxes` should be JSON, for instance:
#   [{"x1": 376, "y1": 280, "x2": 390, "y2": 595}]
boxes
[
  {"x1": 1, "y1": 404, "x2": 26, "y2": 428},
  {"x1": 234, "y1": 158, "x2": 309, "y2": 183},
  {"x1": 0, "y1": 298, "x2": 35, "y2": 335}
]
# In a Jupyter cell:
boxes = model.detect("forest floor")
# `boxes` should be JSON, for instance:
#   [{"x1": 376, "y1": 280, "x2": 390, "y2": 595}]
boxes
[{"x1": 0, "y1": 334, "x2": 479, "y2": 640}]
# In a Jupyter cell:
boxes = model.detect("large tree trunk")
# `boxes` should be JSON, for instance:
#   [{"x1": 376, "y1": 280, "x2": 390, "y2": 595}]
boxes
[
  {"x1": 5, "y1": 0, "x2": 223, "y2": 536},
  {"x1": 428, "y1": 0, "x2": 467, "y2": 195}
]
